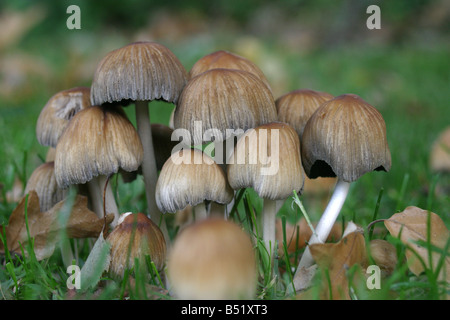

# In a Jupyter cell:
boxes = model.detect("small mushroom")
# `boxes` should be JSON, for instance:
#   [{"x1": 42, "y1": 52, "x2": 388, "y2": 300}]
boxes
[
  {"x1": 36, "y1": 86, "x2": 91, "y2": 148},
  {"x1": 24, "y1": 161, "x2": 67, "y2": 212},
  {"x1": 167, "y1": 217, "x2": 257, "y2": 300},
  {"x1": 189, "y1": 50, "x2": 271, "y2": 91},
  {"x1": 296, "y1": 93, "x2": 391, "y2": 270},
  {"x1": 155, "y1": 148, "x2": 233, "y2": 219},
  {"x1": 227, "y1": 122, "x2": 305, "y2": 257},
  {"x1": 107, "y1": 212, "x2": 166, "y2": 280},
  {"x1": 54, "y1": 105, "x2": 143, "y2": 227},
  {"x1": 275, "y1": 88, "x2": 334, "y2": 139}
]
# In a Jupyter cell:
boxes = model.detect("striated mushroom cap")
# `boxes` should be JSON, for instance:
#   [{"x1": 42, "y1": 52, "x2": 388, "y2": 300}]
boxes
[
  {"x1": 107, "y1": 212, "x2": 166, "y2": 279},
  {"x1": 54, "y1": 105, "x2": 143, "y2": 188},
  {"x1": 90, "y1": 41, "x2": 188, "y2": 106},
  {"x1": 276, "y1": 89, "x2": 334, "y2": 138},
  {"x1": 36, "y1": 87, "x2": 91, "y2": 148},
  {"x1": 24, "y1": 161, "x2": 68, "y2": 212},
  {"x1": 189, "y1": 50, "x2": 271, "y2": 90},
  {"x1": 301, "y1": 94, "x2": 391, "y2": 182},
  {"x1": 174, "y1": 68, "x2": 277, "y2": 145},
  {"x1": 156, "y1": 148, "x2": 233, "y2": 213},
  {"x1": 227, "y1": 122, "x2": 305, "y2": 200}
]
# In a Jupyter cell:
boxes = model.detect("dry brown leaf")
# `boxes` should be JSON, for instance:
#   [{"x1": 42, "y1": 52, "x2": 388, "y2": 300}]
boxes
[
  {"x1": 384, "y1": 206, "x2": 449, "y2": 281},
  {"x1": 309, "y1": 231, "x2": 367, "y2": 300},
  {"x1": 0, "y1": 190, "x2": 113, "y2": 260}
]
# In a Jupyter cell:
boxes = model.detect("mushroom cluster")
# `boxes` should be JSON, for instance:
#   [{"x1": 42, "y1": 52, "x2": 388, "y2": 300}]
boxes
[{"x1": 25, "y1": 42, "x2": 391, "y2": 299}]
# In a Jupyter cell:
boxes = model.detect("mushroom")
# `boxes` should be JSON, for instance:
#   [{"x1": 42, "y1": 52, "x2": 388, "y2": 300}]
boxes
[
  {"x1": 188, "y1": 50, "x2": 271, "y2": 92},
  {"x1": 275, "y1": 88, "x2": 334, "y2": 139},
  {"x1": 296, "y1": 93, "x2": 391, "y2": 270},
  {"x1": 275, "y1": 89, "x2": 335, "y2": 213},
  {"x1": 36, "y1": 86, "x2": 91, "y2": 148},
  {"x1": 173, "y1": 68, "x2": 277, "y2": 166},
  {"x1": 227, "y1": 122, "x2": 305, "y2": 257},
  {"x1": 155, "y1": 148, "x2": 233, "y2": 220},
  {"x1": 107, "y1": 212, "x2": 166, "y2": 280},
  {"x1": 24, "y1": 161, "x2": 67, "y2": 212},
  {"x1": 167, "y1": 217, "x2": 257, "y2": 300},
  {"x1": 430, "y1": 126, "x2": 450, "y2": 173},
  {"x1": 54, "y1": 105, "x2": 143, "y2": 227},
  {"x1": 90, "y1": 41, "x2": 188, "y2": 234}
]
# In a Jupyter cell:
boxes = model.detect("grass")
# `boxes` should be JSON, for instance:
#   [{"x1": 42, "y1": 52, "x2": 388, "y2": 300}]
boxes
[{"x1": 0, "y1": 13, "x2": 449, "y2": 300}]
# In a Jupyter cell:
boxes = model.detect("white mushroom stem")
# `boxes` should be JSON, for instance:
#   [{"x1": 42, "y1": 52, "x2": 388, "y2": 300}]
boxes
[
  {"x1": 194, "y1": 202, "x2": 208, "y2": 221},
  {"x1": 86, "y1": 179, "x2": 104, "y2": 219},
  {"x1": 262, "y1": 198, "x2": 277, "y2": 258},
  {"x1": 134, "y1": 101, "x2": 169, "y2": 243},
  {"x1": 296, "y1": 179, "x2": 351, "y2": 271}
]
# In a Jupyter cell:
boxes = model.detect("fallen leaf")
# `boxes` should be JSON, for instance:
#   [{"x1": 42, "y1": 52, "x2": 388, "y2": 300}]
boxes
[
  {"x1": 384, "y1": 206, "x2": 449, "y2": 282},
  {"x1": 0, "y1": 190, "x2": 113, "y2": 260},
  {"x1": 309, "y1": 231, "x2": 367, "y2": 300}
]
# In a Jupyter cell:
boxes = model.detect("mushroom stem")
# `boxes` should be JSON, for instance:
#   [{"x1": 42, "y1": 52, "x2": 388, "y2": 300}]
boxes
[
  {"x1": 262, "y1": 198, "x2": 277, "y2": 258},
  {"x1": 194, "y1": 202, "x2": 208, "y2": 220},
  {"x1": 134, "y1": 101, "x2": 170, "y2": 242},
  {"x1": 296, "y1": 179, "x2": 351, "y2": 270},
  {"x1": 87, "y1": 179, "x2": 104, "y2": 219}
]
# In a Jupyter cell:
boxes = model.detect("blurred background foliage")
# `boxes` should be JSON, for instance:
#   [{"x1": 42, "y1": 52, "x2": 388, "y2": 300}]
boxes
[{"x1": 0, "y1": 0, "x2": 449, "y2": 225}]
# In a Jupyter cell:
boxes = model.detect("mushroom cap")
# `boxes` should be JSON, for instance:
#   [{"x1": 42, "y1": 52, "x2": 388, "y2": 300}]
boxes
[
  {"x1": 227, "y1": 122, "x2": 305, "y2": 200},
  {"x1": 54, "y1": 105, "x2": 143, "y2": 188},
  {"x1": 430, "y1": 126, "x2": 450, "y2": 173},
  {"x1": 174, "y1": 68, "x2": 277, "y2": 145},
  {"x1": 276, "y1": 89, "x2": 334, "y2": 138},
  {"x1": 167, "y1": 217, "x2": 257, "y2": 300},
  {"x1": 155, "y1": 148, "x2": 233, "y2": 213},
  {"x1": 301, "y1": 94, "x2": 391, "y2": 182},
  {"x1": 90, "y1": 41, "x2": 188, "y2": 106},
  {"x1": 24, "y1": 161, "x2": 68, "y2": 212},
  {"x1": 36, "y1": 87, "x2": 91, "y2": 147},
  {"x1": 107, "y1": 212, "x2": 166, "y2": 278},
  {"x1": 189, "y1": 50, "x2": 271, "y2": 90}
]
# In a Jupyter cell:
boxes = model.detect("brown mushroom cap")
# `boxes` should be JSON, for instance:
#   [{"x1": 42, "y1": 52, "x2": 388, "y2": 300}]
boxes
[
  {"x1": 155, "y1": 148, "x2": 233, "y2": 213},
  {"x1": 227, "y1": 122, "x2": 305, "y2": 200},
  {"x1": 54, "y1": 105, "x2": 143, "y2": 188},
  {"x1": 430, "y1": 126, "x2": 450, "y2": 173},
  {"x1": 276, "y1": 89, "x2": 334, "y2": 138},
  {"x1": 301, "y1": 94, "x2": 391, "y2": 182},
  {"x1": 36, "y1": 87, "x2": 91, "y2": 147},
  {"x1": 24, "y1": 161, "x2": 67, "y2": 212},
  {"x1": 174, "y1": 68, "x2": 277, "y2": 145},
  {"x1": 167, "y1": 217, "x2": 257, "y2": 300},
  {"x1": 189, "y1": 50, "x2": 271, "y2": 90},
  {"x1": 90, "y1": 41, "x2": 188, "y2": 106},
  {"x1": 107, "y1": 212, "x2": 166, "y2": 278}
]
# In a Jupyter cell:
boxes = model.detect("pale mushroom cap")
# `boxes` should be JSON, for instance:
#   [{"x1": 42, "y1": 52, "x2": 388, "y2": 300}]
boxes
[
  {"x1": 301, "y1": 94, "x2": 391, "y2": 182},
  {"x1": 54, "y1": 105, "x2": 143, "y2": 188},
  {"x1": 276, "y1": 89, "x2": 334, "y2": 138},
  {"x1": 155, "y1": 148, "x2": 233, "y2": 213},
  {"x1": 227, "y1": 122, "x2": 305, "y2": 200},
  {"x1": 36, "y1": 87, "x2": 91, "y2": 147},
  {"x1": 24, "y1": 161, "x2": 68, "y2": 212},
  {"x1": 173, "y1": 68, "x2": 277, "y2": 145},
  {"x1": 167, "y1": 217, "x2": 257, "y2": 300},
  {"x1": 430, "y1": 126, "x2": 450, "y2": 173},
  {"x1": 90, "y1": 41, "x2": 188, "y2": 106},
  {"x1": 189, "y1": 50, "x2": 271, "y2": 91},
  {"x1": 107, "y1": 212, "x2": 166, "y2": 278}
]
